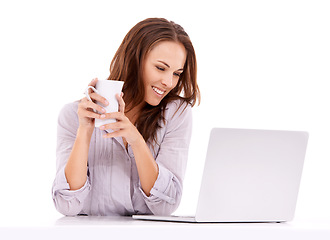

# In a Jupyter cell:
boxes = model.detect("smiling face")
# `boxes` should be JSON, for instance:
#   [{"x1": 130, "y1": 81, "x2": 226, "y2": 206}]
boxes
[{"x1": 142, "y1": 41, "x2": 187, "y2": 106}]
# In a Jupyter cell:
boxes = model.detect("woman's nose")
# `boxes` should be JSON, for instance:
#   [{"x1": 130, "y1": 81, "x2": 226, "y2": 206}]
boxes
[{"x1": 161, "y1": 73, "x2": 173, "y2": 88}]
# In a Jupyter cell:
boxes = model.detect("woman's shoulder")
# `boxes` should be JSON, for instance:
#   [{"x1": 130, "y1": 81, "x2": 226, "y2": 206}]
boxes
[
  {"x1": 58, "y1": 100, "x2": 79, "y2": 124},
  {"x1": 61, "y1": 100, "x2": 79, "y2": 111},
  {"x1": 164, "y1": 99, "x2": 192, "y2": 121}
]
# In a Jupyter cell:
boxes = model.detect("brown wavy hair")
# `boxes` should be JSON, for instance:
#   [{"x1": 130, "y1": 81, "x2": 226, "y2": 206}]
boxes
[{"x1": 108, "y1": 18, "x2": 200, "y2": 144}]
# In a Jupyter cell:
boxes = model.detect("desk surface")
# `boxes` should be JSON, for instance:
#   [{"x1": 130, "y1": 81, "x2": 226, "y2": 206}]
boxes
[{"x1": 1, "y1": 216, "x2": 330, "y2": 240}]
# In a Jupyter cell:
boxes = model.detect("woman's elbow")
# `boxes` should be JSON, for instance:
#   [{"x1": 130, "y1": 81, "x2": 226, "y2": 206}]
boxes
[
  {"x1": 149, "y1": 192, "x2": 182, "y2": 216},
  {"x1": 53, "y1": 196, "x2": 83, "y2": 216}
]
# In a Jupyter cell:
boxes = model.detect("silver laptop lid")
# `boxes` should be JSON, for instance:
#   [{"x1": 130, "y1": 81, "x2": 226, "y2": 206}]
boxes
[{"x1": 195, "y1": 128, "x2": 308, "y2": 222}]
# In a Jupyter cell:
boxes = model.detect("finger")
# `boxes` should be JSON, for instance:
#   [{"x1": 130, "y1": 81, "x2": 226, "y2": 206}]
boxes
[
  {"x1": 88, "y1": 78, "x2": 98, "y2": 87},
  {"x1": 79, "y1": 107, "x2": 105, "y2": 120},
  {"x1": 99, "y1": 121, "x2": 122, "y2": 131},
  {"x1": 80, "y1": 97, "x2": 106, "y2": 114},
  {"x1": 116, "y1": 92, "x2": 125, "y2": 113},
  {"x1": 102, "y1": 130, "x2": 123, "y2": 139},
  {"x1": 87, "y1": 78, "x2": 99, "y2": 95},
  {"x1": 103, "y1": 112, "x2": 125, "y2": 121},
  {"x1": 89, "y1": 92, "x2": 109, "y2": 106},
  {"x1": 85, "y1": 99, "x2": 106, "y2": 114}
]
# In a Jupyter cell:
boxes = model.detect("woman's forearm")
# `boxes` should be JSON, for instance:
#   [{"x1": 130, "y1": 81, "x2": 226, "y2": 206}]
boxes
[
  {"x1": 64, "y1": 126, "x2": 93, "y2": 190},
  {"x1": 131, "y1": 136, "x2": 159, "y2": 196}
]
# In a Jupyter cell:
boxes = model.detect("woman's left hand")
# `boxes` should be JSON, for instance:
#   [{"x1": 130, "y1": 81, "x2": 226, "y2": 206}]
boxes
[{"x1": 99, "y1": 93, "x2": 143, "y2": 146}]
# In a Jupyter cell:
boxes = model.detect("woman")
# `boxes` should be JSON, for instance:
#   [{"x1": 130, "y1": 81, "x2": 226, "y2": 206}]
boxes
[{"x1": 52, "y1": 18, "x2": 200, "y2": 216}]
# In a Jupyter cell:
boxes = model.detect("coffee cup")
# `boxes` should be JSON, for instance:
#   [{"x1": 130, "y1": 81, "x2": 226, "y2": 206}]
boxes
[{"x1": 84, "y1": 80, "x2": 124, "y2": 128}]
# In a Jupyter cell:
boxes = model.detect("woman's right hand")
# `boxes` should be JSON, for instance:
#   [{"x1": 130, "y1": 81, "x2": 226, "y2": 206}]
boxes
[{"x1": 77, "y1": 78, "x2": 109, "y2": 130}]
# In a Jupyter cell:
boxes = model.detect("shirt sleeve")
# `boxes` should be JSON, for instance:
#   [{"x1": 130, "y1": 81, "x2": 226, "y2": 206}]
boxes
[
  {"x1": 139, "y1": 101, "x2": 193, "y2": 215},
  {"x1": 52, "y1": 102, "x2": 91, "y2": 216}
]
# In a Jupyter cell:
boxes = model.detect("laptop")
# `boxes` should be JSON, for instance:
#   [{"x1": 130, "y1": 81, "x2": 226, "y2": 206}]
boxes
[{"x1": 133, "y1": 128, "x2": 309, "y2": 223}]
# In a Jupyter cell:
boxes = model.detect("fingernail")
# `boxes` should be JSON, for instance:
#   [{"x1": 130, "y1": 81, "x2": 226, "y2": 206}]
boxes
[
  {"x1": 100, "y1": 125, "x2": 105, "y2": 130},
  {"x1": 101, "y1": 108, "x2": 106, "y2": 113},
  {"x1": 101, "y1": 114, "x2": 106, "y2": 118},
  {"x1": 104, "y1": 100, "x2": 109, "y2": 105}
]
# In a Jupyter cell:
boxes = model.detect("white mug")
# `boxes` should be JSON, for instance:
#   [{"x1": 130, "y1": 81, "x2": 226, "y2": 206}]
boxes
[{"x1": 84, "y1": 80, "x2": 124, "y2": 128}]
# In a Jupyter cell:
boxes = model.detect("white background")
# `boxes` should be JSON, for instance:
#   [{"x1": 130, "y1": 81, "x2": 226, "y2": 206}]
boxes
[{"x1": 0, "y1": 0, "x2": 329, "y2": 226}]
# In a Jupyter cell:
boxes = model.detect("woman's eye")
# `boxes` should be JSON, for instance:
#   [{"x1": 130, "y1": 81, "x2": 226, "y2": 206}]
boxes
[
  {"x1": 156, "y1": 66, "x2": 165, "y2": 71},
  {"x1": 174, "y1": 72, "x2": 181, "y2": 77}
]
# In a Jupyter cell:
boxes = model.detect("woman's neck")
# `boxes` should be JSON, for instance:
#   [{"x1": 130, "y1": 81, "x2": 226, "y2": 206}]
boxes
[{"x1": 125, "y1": 101, "x2": 146, "y2": 125}]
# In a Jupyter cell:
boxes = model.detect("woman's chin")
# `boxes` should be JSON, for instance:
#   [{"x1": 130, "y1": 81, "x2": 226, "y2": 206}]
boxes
[{"x1": 145, "y1": 99, "x2": 162, "y2": 106}]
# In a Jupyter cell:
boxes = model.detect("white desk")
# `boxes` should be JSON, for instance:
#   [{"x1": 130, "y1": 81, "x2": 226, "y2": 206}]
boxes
[{"x1": 1, "y1": 216, "x2": 330, "y2": 240}]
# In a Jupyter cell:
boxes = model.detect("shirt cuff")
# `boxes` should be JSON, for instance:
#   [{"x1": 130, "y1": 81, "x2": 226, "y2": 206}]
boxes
[{"x1": 139, "y1": 163, "x2": 176, "y2": 205}]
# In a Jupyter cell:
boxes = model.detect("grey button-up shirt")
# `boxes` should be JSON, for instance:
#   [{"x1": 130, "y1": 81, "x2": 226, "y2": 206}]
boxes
[{"x1": 52, "y1": 100, "x2": 192, "y2": 216}]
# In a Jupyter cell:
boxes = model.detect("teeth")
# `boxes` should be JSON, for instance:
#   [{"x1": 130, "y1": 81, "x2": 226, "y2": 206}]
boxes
[{"x1": 152, "y1": 87, "x2": 165, "y2": 95}]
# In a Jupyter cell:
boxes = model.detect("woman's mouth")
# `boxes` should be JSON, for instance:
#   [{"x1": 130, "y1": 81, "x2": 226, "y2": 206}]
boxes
[{"x1": 152, "y1": 86, "x2": 165, "y2": 96}]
